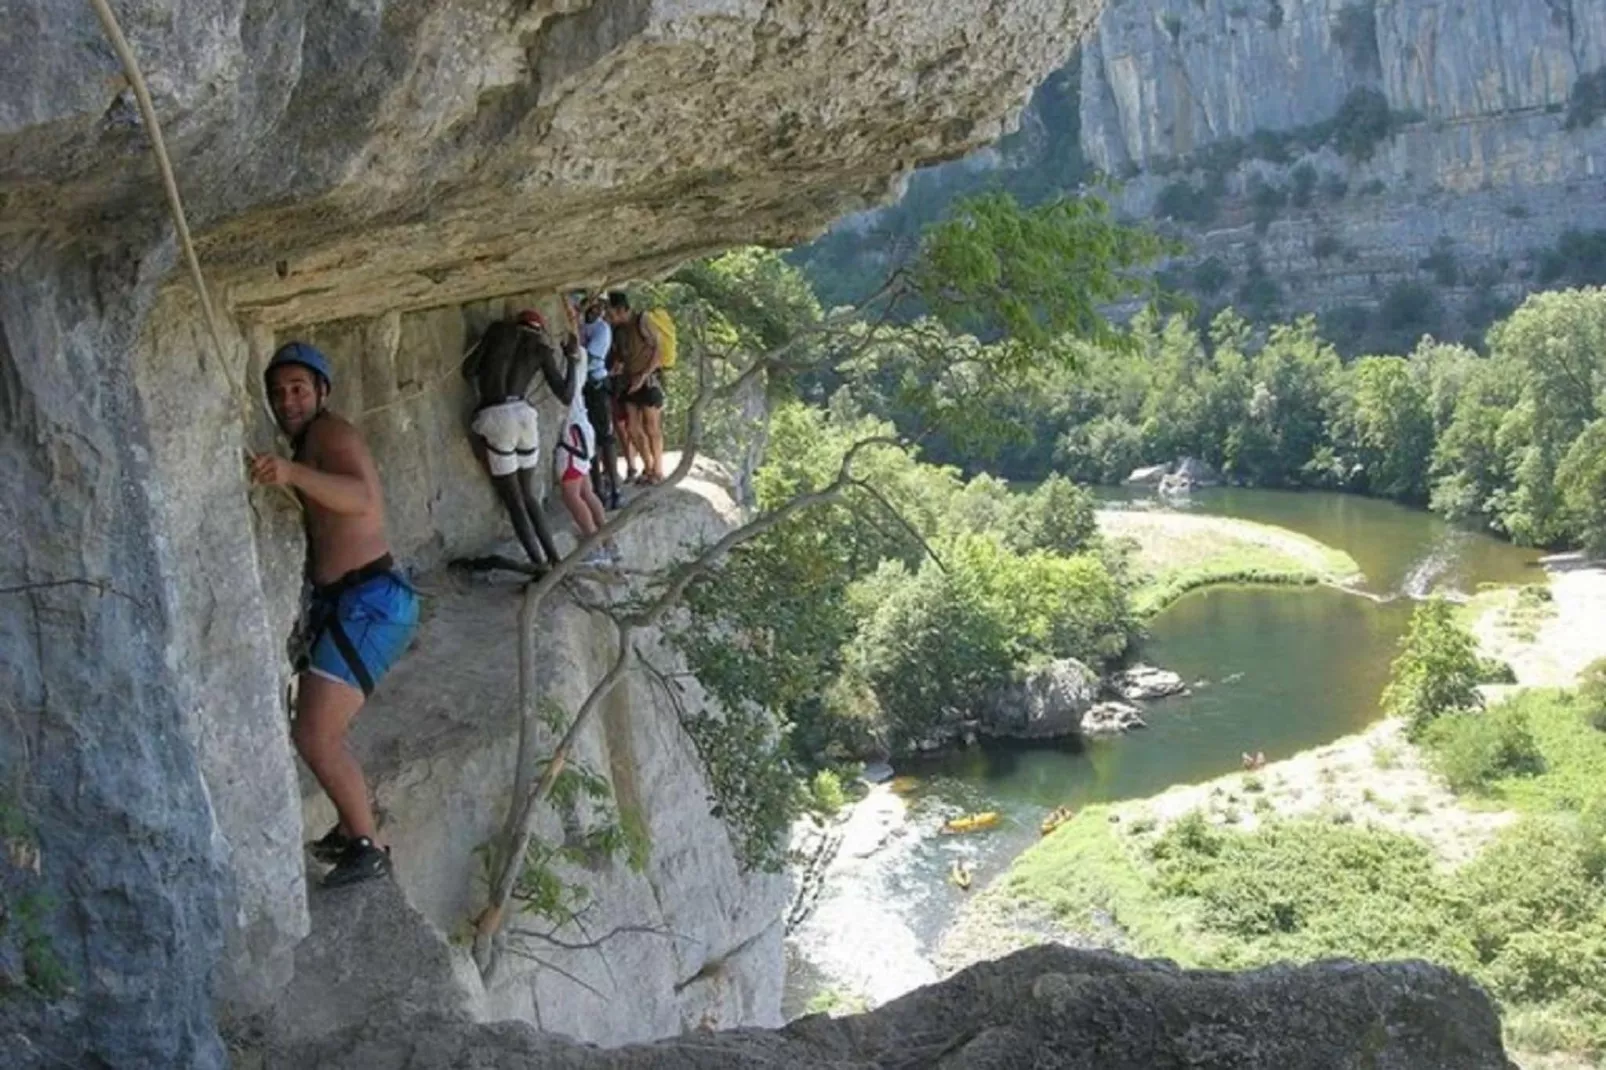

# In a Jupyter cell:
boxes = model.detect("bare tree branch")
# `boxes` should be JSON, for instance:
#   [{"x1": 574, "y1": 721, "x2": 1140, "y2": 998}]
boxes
[
  {"x1": 472, "y1": 429, "x2": 900, "y2": 977},
  {"x1": 848, "y1": 477, "x2": 949, "y2": 574},
  {"x1": 498, "y1": 945, "x2": 611, "y2": 1001},
  {"x1": 509, "y1": 922, "x2": 681, "y2": 954}
]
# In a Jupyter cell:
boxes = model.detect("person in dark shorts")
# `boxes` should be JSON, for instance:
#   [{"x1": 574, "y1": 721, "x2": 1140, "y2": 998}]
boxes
[
  {"x1": 250, "y1": 342, "x2": 419, "y2": 888},
  {"x1": 606, "y1": 291, "x2": 666, "y2": 483}
]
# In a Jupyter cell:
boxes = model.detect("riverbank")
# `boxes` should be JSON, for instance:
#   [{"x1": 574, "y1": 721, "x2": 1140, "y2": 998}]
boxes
[
  {"x1": 941, "y1": 554, "x2": 1606, "y2": 1066},
  {"x1": 1098, "y1": 509, "x2": 1362, "y2": 616},
  {"x1": 1467, "y1": 552, "x2": 1606, "y2": 688}
]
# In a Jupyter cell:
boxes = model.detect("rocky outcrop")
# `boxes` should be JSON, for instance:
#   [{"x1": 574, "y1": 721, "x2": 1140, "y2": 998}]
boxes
[
  {"x1": 3, "y1": 2, "x2": 1100, "y2": 1064},
  {"x1": 1081, "y1": 700, "x2": 1147, "y2": 734},
  {"x1": 1111, "y1": 665, "x2": 1188, "y2": 701},
  {"x1": 979, "y1": 657, "x2": 1101, "y2": 739},
  {"x1": 262, "y1": 942, "x2": 1517, "y2": 1069},
  {"x1": 1125, "y1": 462, "x2": 1171, "y2": 485}
]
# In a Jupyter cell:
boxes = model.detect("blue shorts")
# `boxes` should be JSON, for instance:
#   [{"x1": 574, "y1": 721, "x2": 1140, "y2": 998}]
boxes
[{"x1": 303, "y1": 568, "x2": 418, "y2": 696}]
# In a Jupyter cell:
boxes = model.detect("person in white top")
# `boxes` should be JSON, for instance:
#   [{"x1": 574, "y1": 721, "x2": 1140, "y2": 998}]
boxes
[{"x1": 555, "y1": 303, "x2": 615, "y2": 566}]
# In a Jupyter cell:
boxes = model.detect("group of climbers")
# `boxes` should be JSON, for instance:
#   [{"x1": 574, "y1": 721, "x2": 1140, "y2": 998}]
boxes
[{"x1": 250, "y1": 289, "x2": 676, "y2": 887}]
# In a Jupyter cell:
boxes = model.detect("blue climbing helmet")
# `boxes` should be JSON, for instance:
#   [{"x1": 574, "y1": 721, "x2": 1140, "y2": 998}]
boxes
[{"x1": 265, "y1": 341, "x2": 333, "y2": 392}]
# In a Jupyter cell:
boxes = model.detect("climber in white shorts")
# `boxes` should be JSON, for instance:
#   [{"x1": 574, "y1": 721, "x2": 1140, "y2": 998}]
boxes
[
  {"x1": 471, "y1": 397, "x2": 541, "y2": 478},
  {"x1": 462, "y1": 310, "x2": 571, "y2": 571}
]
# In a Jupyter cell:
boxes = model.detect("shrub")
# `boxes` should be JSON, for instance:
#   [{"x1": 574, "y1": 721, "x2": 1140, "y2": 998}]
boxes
[
  {"x1": 1290, "y1": 162, "x2": 1318, "y2": 208},
  {"x1": 1320, "y1": 172, "x2": 1349, "y2": 201},
  {"x1": 1477, "y1": 656, "x2": 1517, "y2": 684},
  {"x1": 809, "y1": 769, "x2": 849, "y2": 816},
  {"x1": 1331, "y1": 88, "x2": 1396, "y2": 161},
  {"x1": 1156, "y1": 179, "x2": 1221, "y2": 226},
  {"x1": 1006, "y1": 474, "x2": 1100, "y2": 556},
  {"x1": 1565, "y1": 68, "x2": 1606, "y2": 131},
  {"x1": 1383, "y1": 599, "x2": 1484, "y2": 737},
  {"x1": 1236, "y1": 251, "x2": 1284, "y2": 319},
  {"x1": 1424, "y1": 705, "x2": 1546, "y2": 793},
  {"x1": 1191, "y1": 256, "x2": 1231, "y2": 295},
  {"x1": 1537, "y1": 228, "x2": 1606, "y2": 287},
  {"x1": 1312, "y1": 233, "x2": 1344, "y2": 261},
  {"x1": 1250, "y1": 179, "x2": 1288, "y2": 233},
  {"x1": 1580, "y1": 658, "x2": 1606, "y2": 731},
  {"x1": 1378, "y1": 280, "x2": 1442, "y2": 336},
  {"x1": 1360, "y1": 177, "x2": 1387, "y2": 197},
  {"x1": 1419, "y1": 238, "x2": 1459, "y2": 287}
]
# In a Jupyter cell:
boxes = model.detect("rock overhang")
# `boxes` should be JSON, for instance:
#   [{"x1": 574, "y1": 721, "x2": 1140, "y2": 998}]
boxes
[{"x1": 5, "y1": 0, "x2": 1102, "y2": 327}]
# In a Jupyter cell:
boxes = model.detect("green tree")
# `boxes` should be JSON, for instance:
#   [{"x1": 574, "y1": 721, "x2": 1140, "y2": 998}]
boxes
[
  {"x1": 1488, "y1": 289, "x2": 1606, "y2": 546},
  {"x1": 1334, "y1": 356, "x2": 1434, "y2": 500},
  {"x1": 1383, "y1": 599, "x2": 1485, "y2": 738},
  {"x1": 1005, "y1": 474, "x2": 1100, "y2": 555},
  {"x1": 849, "y1": 535, "x2": 1133, "y2": 746},
  {"x1": 1557, "y1": 419, "x2": 1606, "y2": 556}
]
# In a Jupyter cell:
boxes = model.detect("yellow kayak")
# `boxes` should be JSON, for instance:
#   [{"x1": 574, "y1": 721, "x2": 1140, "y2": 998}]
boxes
[
  {"x1": 1040, "y1": 806, "x2": 1076, "y2": 836},
  {"x1": 940, "y1": 811, "x2": 1000, "y2": 835}
]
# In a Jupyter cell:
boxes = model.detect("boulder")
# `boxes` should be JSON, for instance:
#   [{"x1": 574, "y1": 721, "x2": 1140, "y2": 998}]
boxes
[
  {"x1": 1124, "y1": 463, "x2": 1171, "y2": 485},
  {"x1": 1173, "y1": 456, "x2": 1221, "y2": 486},
  {"x1": 979, "y1": 658, "x2": 1100, "y2": 739},
  {"x1": 1081, "y1": 701, "x2": 1147, "y2": 735},
  {"x1": 1111, "y1": 665, "x2": 1188, "y2": 701},
  {"x1": 264, "y1": 945, "x2": 1518, "y2": 1069}
]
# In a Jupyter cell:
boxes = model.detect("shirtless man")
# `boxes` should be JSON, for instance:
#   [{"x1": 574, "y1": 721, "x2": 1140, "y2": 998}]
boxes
[
  {"x1": 463, "y1": 311, "x2": 571, "y2": 569},
  {"x1": 250, "y1": 342, "x2": 419, "y2": 888}
]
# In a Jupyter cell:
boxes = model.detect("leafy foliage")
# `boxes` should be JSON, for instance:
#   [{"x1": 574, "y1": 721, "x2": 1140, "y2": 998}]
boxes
[
  {"x1": 1423, "y1": 705, "x2": 1546, "y2": 793},
  {"x1": 1565, "y1": 68, "x2": 1606, "y2": 131},
  {"x1": 848, "y1": 536, "x2": 1134, "y2": 743},
  {"x1": 1382, "y1": 599, "x2": 1484, "y2": 738},
  {"x1": 912, "y1": 192, "x2": 1170, "y2": 356}
]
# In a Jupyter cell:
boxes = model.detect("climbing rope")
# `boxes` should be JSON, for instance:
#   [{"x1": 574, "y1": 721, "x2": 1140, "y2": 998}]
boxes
[{"x1": 86, "y1": 0, "x2": 295, "y2": 507}]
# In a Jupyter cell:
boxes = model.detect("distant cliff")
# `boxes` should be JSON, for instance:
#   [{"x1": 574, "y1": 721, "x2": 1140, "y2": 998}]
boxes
[{"x1": 799, "y1": 0, "x2": 1606, "y2": 354}]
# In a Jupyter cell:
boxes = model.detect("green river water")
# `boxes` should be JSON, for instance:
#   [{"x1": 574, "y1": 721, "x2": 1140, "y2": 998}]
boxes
[{"x1": 784, "y1": 487, "x2": 1542, "y2": 1013}]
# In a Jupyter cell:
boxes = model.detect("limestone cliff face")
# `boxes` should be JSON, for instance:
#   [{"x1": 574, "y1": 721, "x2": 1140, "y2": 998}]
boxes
[
  {"x1": 0, "y1": 2, "x2": 1096, "y2": 1066},
  {"x1": 1081, "y1": 0, "x2": 1606, "y2": 346},
  {"x1": 1081, "y1": 0, "x2": 1606, "y2": 174}
]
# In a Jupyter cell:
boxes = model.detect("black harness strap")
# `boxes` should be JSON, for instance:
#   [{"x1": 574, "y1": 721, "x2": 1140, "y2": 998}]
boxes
[
  {"x1": 325, "y1": 614, "x2": 377, "y2": 696},
  {"x1": 307, "y1": 553, "x2": 396, "y2": 697}
]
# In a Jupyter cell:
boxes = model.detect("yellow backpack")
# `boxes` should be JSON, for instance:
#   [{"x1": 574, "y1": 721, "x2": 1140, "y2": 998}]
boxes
[{"x1": 640, "y1": 308, "x2": 678, "y2": 370}]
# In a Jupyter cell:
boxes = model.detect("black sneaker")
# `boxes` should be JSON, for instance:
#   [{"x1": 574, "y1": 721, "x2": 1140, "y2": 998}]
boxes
[
  {"x1": 307, "y1": 825, "x2": 353, "y2": 865},
  {"x1": 321, "y1": 837, "x2": 392, "y2": 888}
]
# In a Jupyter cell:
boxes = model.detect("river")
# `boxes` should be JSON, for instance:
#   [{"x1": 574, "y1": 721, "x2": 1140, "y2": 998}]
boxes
[{"x1": 782, "y1": 486, "x2": 1542, "y2": 1015}]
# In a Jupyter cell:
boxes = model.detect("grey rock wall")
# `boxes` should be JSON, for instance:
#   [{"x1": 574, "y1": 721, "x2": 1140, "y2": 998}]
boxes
[
  {"x1": 264, "y1": 941, "x2": 1518, "y2": 1069},
  {"x1": 0, "y1": 241, "x2": 229, "y2": 1069},
  {"x1": 1079, "y1": 0, "x2": 1606, "y2": 343}
]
